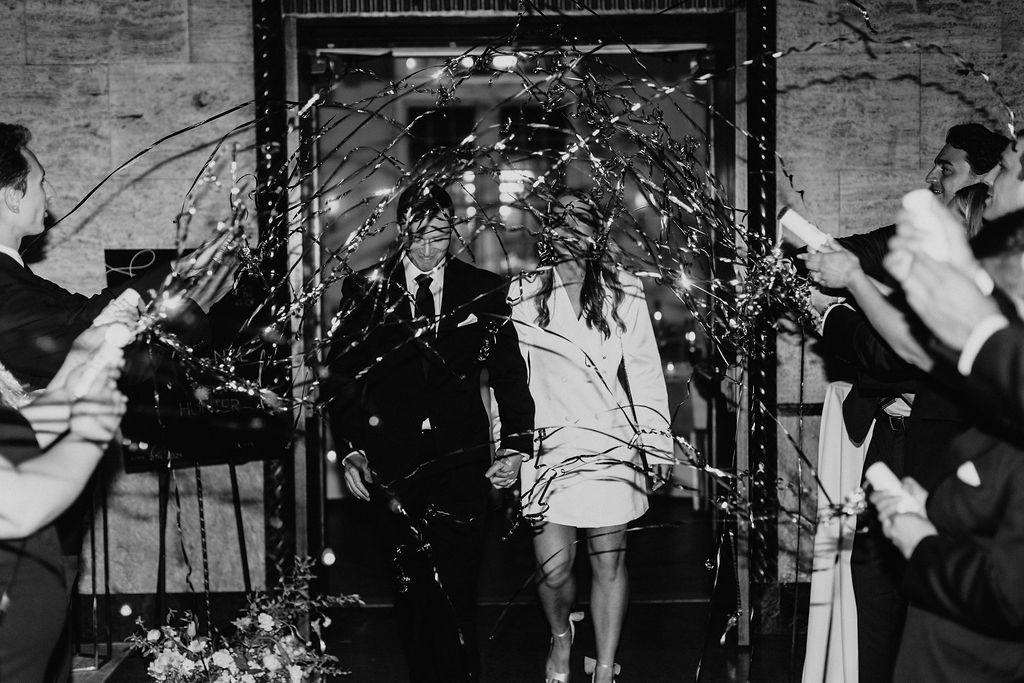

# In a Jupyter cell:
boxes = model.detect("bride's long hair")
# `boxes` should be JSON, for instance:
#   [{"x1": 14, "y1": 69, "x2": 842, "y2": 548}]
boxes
[{"x1": 533, "y1": 196, "x2": 626, "y2": 339}]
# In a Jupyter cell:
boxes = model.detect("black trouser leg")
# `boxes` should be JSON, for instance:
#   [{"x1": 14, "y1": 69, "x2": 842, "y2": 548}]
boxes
[
  {"x1": 852, "y1": 418, "x2": 908, "y2": 683},
  {"x1": 373, "y1": 434, "x2": 488, "y2": 683}
]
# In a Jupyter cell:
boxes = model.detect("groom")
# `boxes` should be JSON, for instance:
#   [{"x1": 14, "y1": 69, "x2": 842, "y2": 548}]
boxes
[{"x1": 326, "y1": 182, "x2": 534, "y2": 682}]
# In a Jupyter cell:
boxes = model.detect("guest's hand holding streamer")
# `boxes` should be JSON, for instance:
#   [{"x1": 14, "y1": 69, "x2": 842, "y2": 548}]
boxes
[{"x1": 168, "y1": 225, "x2": 243, "y2": 313}]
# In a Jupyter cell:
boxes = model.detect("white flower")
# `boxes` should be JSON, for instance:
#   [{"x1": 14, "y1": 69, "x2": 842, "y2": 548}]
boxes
[
  {"x1": 146, "y1": 629, "x2": 161, "y2": 642},
  {"x1": 288, "y1": 664, "x2": 305, "y2": 683},
  {"x1": 187, "y1": 637, "x2": 208, "y2": 653},
  {"x1": 280, "y1": 635, "x2": 306, "y2": 658},
  {"x1": 232, "y1": 616, "x2": 253, "y2": 630},
  {"x1": 257, "y1": 612, "x2": 275, "y2": 632},
  {"x1": 180, "y1": 659, "x2": 197, "y2": 675},
  {"x1": 148, "y1": 650, "x2": 183, "y2": 679},
  {"x1": 263, "y1": 653, "x2": 282, "y2": 671},
  {"x1": 241, "y1": 675, "x2": 256, "y2": 683},
  {"x1": 211, "y1": 649, "x2": 235, "y2": 669},
  {"x1": 321, "y1": 616, "x2": 332, "y2": 628}
]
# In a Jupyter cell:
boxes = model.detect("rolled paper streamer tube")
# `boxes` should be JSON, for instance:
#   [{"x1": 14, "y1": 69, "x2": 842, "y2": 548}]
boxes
[
  {"x1": 92, "y1": 288, "x2": 142, "y2": 327},
  {"x1": 71, "y1": 323, "x2": 133, "y2": 399},
  {"x1": 900, "y1": 189, "x2": 951, "y2": 262},
  {"x1": 865, "y1": 461, "x2": 903, "y2": 492},
  {"x1": 865, "y1": 462, "x2": 923, "y2": 515},
  {"x1": 778, "y1": 206, "x2": 830, "y2": 251}
]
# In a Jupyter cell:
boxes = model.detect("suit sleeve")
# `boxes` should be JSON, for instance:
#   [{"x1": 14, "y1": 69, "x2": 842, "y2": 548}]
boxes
[
  {"x1": 966, "y1": 323, "x2": 1024, "y2": 424},
  {"x1": 483, "y1": 274, "x2": 534, "y2": 457},
  {"x1": 621, "y1": 278, "x2": 673, "y2": 463},
  {"x1": 822, "y1": 304, "x2": 921, "y2": 385},
  {"x1": 324, "y1": 276, "x2": 373, "y2": 455},
  {"x1": 903, "y1": 463, "x2": 1024, "y2": 637},
  {"x1": 836, "y1": 225, "x2": 897, "y2": 286},
  {"x1": 0, "y1": 262, "x2": 202, "y2": 387}
]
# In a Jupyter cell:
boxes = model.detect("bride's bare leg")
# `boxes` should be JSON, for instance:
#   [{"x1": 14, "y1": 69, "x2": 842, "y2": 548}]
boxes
[
  {"x1": 534, "y1": 522, "x2": 579, "y2": 679},
  {"x1": 587, "y1": 525, "x2": 628, "y2": 683}
]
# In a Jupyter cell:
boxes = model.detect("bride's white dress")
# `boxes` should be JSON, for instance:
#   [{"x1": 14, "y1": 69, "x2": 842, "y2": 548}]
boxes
[{"x1": 510, "y1": 269, "x2": 672, "y2": 528}]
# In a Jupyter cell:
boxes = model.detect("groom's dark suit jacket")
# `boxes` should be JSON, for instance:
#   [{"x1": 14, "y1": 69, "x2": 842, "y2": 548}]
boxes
[{"x1": 326, "y1": 255, "x2": 534, "y2": 501}]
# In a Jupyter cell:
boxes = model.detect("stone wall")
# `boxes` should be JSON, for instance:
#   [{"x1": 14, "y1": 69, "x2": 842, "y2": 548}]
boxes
[
  {"x1": 0, "y1": 1, "x2": 260, "y2": 595},
  {"x1": 775, "y1": 0, "x2": 1023, "y2": 581}
]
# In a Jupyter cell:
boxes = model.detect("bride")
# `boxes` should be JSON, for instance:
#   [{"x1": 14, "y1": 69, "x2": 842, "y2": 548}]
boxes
[{"x1": 510, "y1": 193, "x2": 673, "y2": 683}]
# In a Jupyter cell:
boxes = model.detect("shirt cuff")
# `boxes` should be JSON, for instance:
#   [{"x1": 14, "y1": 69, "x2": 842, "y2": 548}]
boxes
[
  {"x1": 340, "y1": 450, "x2": 363, "y2": 466},
  {"x1": 958, "y1": 314, "x2": 1009, "y2": 376}
]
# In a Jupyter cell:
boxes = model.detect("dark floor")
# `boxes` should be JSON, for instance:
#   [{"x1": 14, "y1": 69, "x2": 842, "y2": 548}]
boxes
[{"x1": 104, "y1": 497, "x2": 806, "y2": 682}]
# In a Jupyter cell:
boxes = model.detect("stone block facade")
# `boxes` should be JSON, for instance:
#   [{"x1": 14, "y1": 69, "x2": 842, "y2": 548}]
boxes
[{"x1": 0, "y1": 0, "x2": 260, "y2": 595}]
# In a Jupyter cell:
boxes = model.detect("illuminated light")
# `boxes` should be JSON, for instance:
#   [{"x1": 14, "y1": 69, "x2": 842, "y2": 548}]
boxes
[
  {"x1": 685, "y1": 331, "x2": 697, "y2": 343},
  {"x1": 462, "y1": 171, "x2": 475, "y2": 183},
  {"x1": 666, "y1": 362, "x2": 676, "y2": 373},
  {"x1": 499, "y1": 192, "x2": 516, "y2": 204},
  {"x1": 491, "y1": 54, "x2": 518, "y2": 71},
  {"x1": 321, "y1": 547, "x2": 337, "y2": 566},
  {"x1": 326, "y1": 450, "x2": 338, "y2": 464},
  {"x1": 463, "y1": 183, "x2": 476, "y2": 194},
  {"x1": 653, "y1": 311, "x2": 663, "y2": 322},
  {"x1": 459, "y1": 56, "x2": 475, "y2": 69},
  {"x1": 406, "y1": 58, "x2": 418, "y2": 69},
  {"x1": 120, "y1": 604, "x2": 133, "y2": 617},
  {"x1": 676, "y1": 269, "x2": 693, "y2": 290},
  {"x1": 368, "y1": 415, "x2": 381, "y2": 427},
  {"x1": 466, "y1": 206, "x2": 477, "y2": 218},
  {"x1": 498, "y1": 205, "x2": 513, "y2": 219},
  {"x1": 431, "y1": 69, "x2": 445, "y2": 79}
]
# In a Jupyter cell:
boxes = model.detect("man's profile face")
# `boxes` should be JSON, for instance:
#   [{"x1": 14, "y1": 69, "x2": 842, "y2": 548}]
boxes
[
  {"x1": 404, "y1": 213, "x2": 452, "y2": 271},
  {"x1": 984, "y1": 136, "x2": 1024, "y2": 221},
  {"x1": 925, "y1": 144, "x2": 978, "y2": 206},
  {"x1": 5, "y1": 149, "x2": 48, "y2": 238}
]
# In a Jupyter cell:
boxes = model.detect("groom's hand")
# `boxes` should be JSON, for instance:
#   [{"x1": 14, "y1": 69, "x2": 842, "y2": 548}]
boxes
[
  {"x1": 486, "y1": 449, "x2": 523, "y2": 489},
  {"x1": 342, "y1": 450, "x2": 373, "y2": 501}
]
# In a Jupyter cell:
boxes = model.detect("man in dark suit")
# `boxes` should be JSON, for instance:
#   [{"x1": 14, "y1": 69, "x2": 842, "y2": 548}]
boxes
[
  {"x1": 871, "y1": 427, "x2": 1024, "y2": 682},
  {"x1": 860, "y1": 133, "x2": 1024, "y2": 680},
  {"x1": 836, "y1": 123, "x2": 1008, "y2": 285},
  {"x1": 0, "y1": 123, "x2": 214, "y2": 390},
  {"x1": 800, "y1": 124, "x2": 1012, "y2": 681},
  {"x1": 0, "y1": 122, "x2": 226, "y2": 682},
  {"x1": 327, "y1": 183, "x2": 534, "y2": 683}
]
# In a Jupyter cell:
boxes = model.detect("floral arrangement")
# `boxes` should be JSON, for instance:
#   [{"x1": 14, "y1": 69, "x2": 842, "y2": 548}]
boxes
[{"x1": 129, "y1": 558, "x2": 362, "y2": 682}]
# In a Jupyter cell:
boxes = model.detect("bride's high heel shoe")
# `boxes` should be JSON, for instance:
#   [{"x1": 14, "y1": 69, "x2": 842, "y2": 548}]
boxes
[
  {"x1": 583, "y1": 657, "x2": 621, "y2": 683},
  {"x1": 545, "y1": 611, "x2": 584, "y2": 683}
]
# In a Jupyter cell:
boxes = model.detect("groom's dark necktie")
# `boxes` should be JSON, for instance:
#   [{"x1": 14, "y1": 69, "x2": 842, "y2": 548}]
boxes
[{"x1": 415, "y1": 273, "x2": 435, "y2": 375}]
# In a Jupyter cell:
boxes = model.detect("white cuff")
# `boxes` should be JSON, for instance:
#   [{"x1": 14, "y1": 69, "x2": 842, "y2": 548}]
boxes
[
  {"x1": 340, "y1": 450, "x2": 363, "y2": 467},
  {"x1": 958, "y1": 315, "x2": 1009, "y2": 376}
]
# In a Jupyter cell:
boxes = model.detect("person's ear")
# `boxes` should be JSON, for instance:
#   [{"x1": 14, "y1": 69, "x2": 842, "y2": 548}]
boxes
[{"x1": 2, "y1": 186, "x2": 23, "y2": 214}]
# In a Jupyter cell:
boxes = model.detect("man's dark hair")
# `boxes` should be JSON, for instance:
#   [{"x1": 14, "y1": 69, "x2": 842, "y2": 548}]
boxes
[
  {"x1": 396, "y1": 183, "x2": 454, "y2": 227},
  {"x1": 946, "y1": 123, "x2": 1010, "y2": 175},
  {"x1": 0, "y1": 124, "x2": 31, "y2": 194}
]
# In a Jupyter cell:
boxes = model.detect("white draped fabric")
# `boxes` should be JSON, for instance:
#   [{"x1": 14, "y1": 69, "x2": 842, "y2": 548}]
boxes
[{"x1": 802, "y1": 382, "x2": 873, "y2": 683}]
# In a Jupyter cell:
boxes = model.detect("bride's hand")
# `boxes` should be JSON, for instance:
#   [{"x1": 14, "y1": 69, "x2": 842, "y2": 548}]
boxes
[{"x1": 486, "y1": 449, "x2": 523, "y2": 489}]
